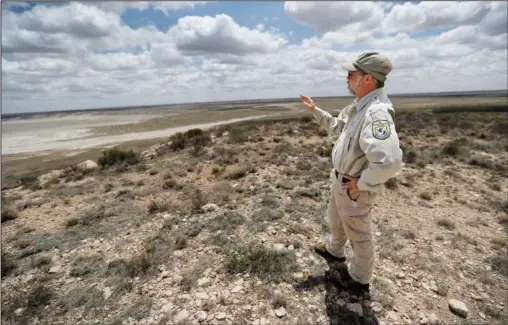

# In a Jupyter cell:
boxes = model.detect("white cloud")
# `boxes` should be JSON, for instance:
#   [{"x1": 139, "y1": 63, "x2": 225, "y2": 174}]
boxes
[
  {"x1": 168, "y1": 14, "x2": 288, "y2": 55},
  {"x1": 87, "y1": 52, "x2": 154, "y2": 71},
  {"x1": 382, "y1": 1, "x2": 491, "y2": 34},
  {"x1": 284, "y1": 1, "x2": 385, "y2": 34},
  {"x1": 150, "y1": 43, "x2": 188, "y2": 66},
  {"x1": 2, "y1": 3, "x2": 167, "y2": 56},
  {"x1": 91, "y1": 1, "x2": 209, "y2": 15},
  {"x1": 13, "y1": 3, "x2": 121, "y2": 38},
  {"x1": 479, "y1": 2, "x2": 508, "y2": 36}
]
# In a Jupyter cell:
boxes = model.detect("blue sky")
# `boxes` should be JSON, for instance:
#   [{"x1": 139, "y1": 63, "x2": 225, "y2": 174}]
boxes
[{"x1": 1, "y1": 1, "x2": 506, "y2": 113}]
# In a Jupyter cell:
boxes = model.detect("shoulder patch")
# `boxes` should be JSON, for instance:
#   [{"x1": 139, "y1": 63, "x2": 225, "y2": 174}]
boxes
[{"x1": 372, "y1": 120, "x2": 391, "y2": 140}]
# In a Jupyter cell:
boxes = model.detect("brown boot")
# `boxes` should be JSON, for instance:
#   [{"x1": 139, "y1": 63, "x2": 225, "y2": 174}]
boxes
[
  {"x1": 337, "y1": 271, "x2": 370, "y2": 292},
  {"x1": 314, "y1": 244, "x2": 346, "y2": 263}
]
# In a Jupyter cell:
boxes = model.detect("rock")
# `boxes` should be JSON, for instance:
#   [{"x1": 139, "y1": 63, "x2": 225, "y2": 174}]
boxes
[
  {"x1": 173, "y1": 250, "x2": 184, "y2": 257},
  {"x1": 371, "y1": 301, "x2": 383, "y2": 312},
  {"x1": 197, "y1": 278, "x2": 210, "y2": 286},
  {"x1": 201, "y1": 203, "x2": 219, "y2": 212},
  {"x1": 293, "y1": 272, "x2": 304, "y2": 280},
  {"x1": 427, "y1": 314, "x2": 438, "y2": 325},
  {"x1": 14, "y1": 308, "x2": 23, "y2": 316},
  {"x1": 231, "y1": 286, "x2": 242, "y2": 293},
  {"x1": 274, "y1": 307, "x2": 286, "y2": 318},
  {"x1": 233, "y1": 278, "x2": 244, "y2": 286},
  {"x1": 76, "y1": 160, "x2": 98, "y2": 171},
  {"x1": 418, "y1": 201, "x2": 434, "y2": 208},
  {"x1": 419, "y1": 317, "x2": 429, "y2": 324},
  {"x1": 195, "y1": 292, "x2": 209, "y2": 300},
  {"x1": 196, "y1": 311, "x2": 208, "y2": 322},
  {"x1": 448, "y1": 299, "x2": 468, "y2": 317},
  {"x1": 174, "y1": 310, "x2": 190, "y2": 323},
  {"x1": 215, "y1": 312, "x2": 226, "y2": 320},
  {"x1": 387, "y1": 311, "x2": 398, "y2": 321},
  {"x1": 22, "y1": 274, "x2": 35, "y2": 284},
  {"x1": 430, "y1": 284, "x2": 439, "y2": 293},
  {"x1": 336, "y1": 299, "x2": 346, "y2": 307},
  {"x1": 103, "y1": 287, "x2": 112, "y2": 300},
  {"x1": 274, "y1": 243, "x2": 285, "y2": 251},
  {"x1": 49, "y1": 265, "x2": 62, "y2": 273},
  {"x1": 347, "y1": 303, "x2": 363, "y2": 316},
  {"x1": 161, "y1": 303, "x2": 173, "y2": 314},
  {"x1": 288, "y1": 245, "x2": 295, "y2": 251},
  {"x1": 479, "y1": 312, "x2": 486, "y2": 319},
  {"x1": 471, "y1": 293, "x2": 483, "y2": 301}
]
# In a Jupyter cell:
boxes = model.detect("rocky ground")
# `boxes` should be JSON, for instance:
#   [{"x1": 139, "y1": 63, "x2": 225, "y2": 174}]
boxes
[{"x1": 1, "y1": 109, "x2": 507, "y2": 325}]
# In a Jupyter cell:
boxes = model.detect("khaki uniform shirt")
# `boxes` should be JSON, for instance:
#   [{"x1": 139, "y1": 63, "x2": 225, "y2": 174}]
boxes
[{"x1": 312, "y1": 88, "x2": 403, "y2": 193}]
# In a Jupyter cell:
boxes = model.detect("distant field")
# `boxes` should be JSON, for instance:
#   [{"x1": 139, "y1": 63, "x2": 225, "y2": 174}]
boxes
[
  {"x1": 87, "y1": 96, "x2": 508, "y2": 137},
  {"x1": 86, "y1": 107, "x2": 287, "y2": 137}
]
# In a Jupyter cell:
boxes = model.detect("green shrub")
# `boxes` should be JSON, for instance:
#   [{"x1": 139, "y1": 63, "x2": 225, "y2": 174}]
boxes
[
  {"x1": 1, "y1": 208, "x2": 18, "y2": 223},
  {"x1": 98, "y1": 148, "x2": 139, "y2": 167},
  {"x1": 1, "y1": 252, "x2": 17, "y2": 277},
  {"x1": 169, "y1": 129, "x2": 211, "y2": 151},
  {"x1": 20, "y1": 174, "x2": 40, "y2": 189},
  {"x1": 224, "y1": 243, "x2": 297, "y2": 282},
  {"x1": 419, "y1": 191, "x2": 432, "y2": 200},
  {"x1": 469, "y1": 156, "x2": 493, "y2": 169},
  {"x1": 442, "y1": 138, "x2": 469, "y2": 157},
  {"x1": 229, "y1": 128, "x2": 249, "y2": 143},
  {"x1": 436, "y1": 218, "x2": 455, "y2": 230}
]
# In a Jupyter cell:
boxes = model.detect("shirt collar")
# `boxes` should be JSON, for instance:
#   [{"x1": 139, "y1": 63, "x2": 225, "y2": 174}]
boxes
[{"x1": 353, "y1": 88, "x2": 384, "y2": 112}]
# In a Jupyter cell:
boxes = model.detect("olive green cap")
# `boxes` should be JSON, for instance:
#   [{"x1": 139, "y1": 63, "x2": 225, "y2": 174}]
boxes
[{"x1": 342, "y1": 52, "x2": 393, "y2": 82}]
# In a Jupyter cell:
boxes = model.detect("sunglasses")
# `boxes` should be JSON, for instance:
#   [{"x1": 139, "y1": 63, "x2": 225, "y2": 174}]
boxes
[{"x1": 348, "y1": 69, "x2": 367, "y2": 77}]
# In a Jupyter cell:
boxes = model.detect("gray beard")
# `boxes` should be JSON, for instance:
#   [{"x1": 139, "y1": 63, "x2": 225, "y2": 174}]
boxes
[{"x1": 348, "y1": 84, "x2": 356, "y2": 96}]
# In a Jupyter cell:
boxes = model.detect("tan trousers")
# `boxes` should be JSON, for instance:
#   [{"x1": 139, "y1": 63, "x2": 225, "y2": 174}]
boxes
[{"x1": 325, "y1": 174, "x2": 376, "y2": 284}]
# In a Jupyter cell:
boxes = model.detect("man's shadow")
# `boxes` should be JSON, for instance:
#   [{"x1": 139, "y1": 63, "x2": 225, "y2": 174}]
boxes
[{"x1": 294, "y1": 257, "x2": 379, "y2": 325}]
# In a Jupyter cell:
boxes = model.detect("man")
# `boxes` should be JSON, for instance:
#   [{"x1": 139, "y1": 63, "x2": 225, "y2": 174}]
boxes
[{"x1": 300, "y1": 52, "x2": 403, "y2": 291}]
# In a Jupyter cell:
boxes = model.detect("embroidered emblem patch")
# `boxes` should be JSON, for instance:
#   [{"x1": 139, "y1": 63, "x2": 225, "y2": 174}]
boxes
[{"x1": 372, "y1": 120, "x2": 391, "y2": 140}]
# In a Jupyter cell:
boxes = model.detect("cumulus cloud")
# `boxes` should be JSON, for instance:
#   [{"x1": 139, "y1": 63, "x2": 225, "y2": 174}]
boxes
[
  {"x1": 91, "y1": 1, "x2": 209, "y2": 15},
  {"x1": 382, "y1": 1, "x2": 491, "y2": 34},
  {"x1": 284, "y1": 1, "x2": 385, "y2": 34},
  {"x1": 168, "y1": 14, "x2": 288, "y2": 55}
]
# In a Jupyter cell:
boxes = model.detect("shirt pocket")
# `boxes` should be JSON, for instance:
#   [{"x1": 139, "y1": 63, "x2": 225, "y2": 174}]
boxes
[{"x1": 346, "y1": 130, "x2": 356, "y2": 152}]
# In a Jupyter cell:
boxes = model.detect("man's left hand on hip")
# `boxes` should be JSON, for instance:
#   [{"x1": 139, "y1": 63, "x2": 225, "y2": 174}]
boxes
[{"x1": 342, "y1": 175, "x2": 360, "y2": 194}]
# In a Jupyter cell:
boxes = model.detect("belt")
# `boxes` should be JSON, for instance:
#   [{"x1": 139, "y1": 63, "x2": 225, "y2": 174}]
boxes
[{"x1": 334, "y1": 169, "x2": 351, "y2": 184}]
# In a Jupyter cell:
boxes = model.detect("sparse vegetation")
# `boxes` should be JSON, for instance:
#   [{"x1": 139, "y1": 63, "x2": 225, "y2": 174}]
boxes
[
  {"x1": 437, "y1": 218, "x2": 456, "y2": 230},
  {"x1": 442, "y1": 138, "x2": 470, "y2": 158},
  {"x1": 384, "y1": 177, "x2": 398, "y2": 189},
  {"x1": 169, "y1": 128, "x2": 212, "y2": 151},
  {"x1": 224, "y1": 242, "x2": 297, "y2": 282},
  {"x1": 1, "y1": 252, "x2": 17, "y2": 277},
  {"x1": 2, "y1": 101, "x2": 508, "y2": 325},
  {"x1": 148, "y1": 200, "x2": 171, "y2": 214},
  {"x1": 419, "y1": 191, "x2": 432, "y2": 200},
  {"x1": 1, "y1": 208, "x2": 19, "y2": 223}
]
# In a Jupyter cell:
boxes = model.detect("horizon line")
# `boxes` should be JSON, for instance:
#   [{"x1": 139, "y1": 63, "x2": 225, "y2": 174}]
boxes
[{"x1": 2, "y1": 88, "x2": 507, "y2": 117}]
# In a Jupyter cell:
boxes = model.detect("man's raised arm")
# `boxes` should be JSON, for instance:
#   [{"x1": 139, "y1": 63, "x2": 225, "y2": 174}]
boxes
[{"x1": 300, "y1": 94, "x2": 351, "y2": 136}]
